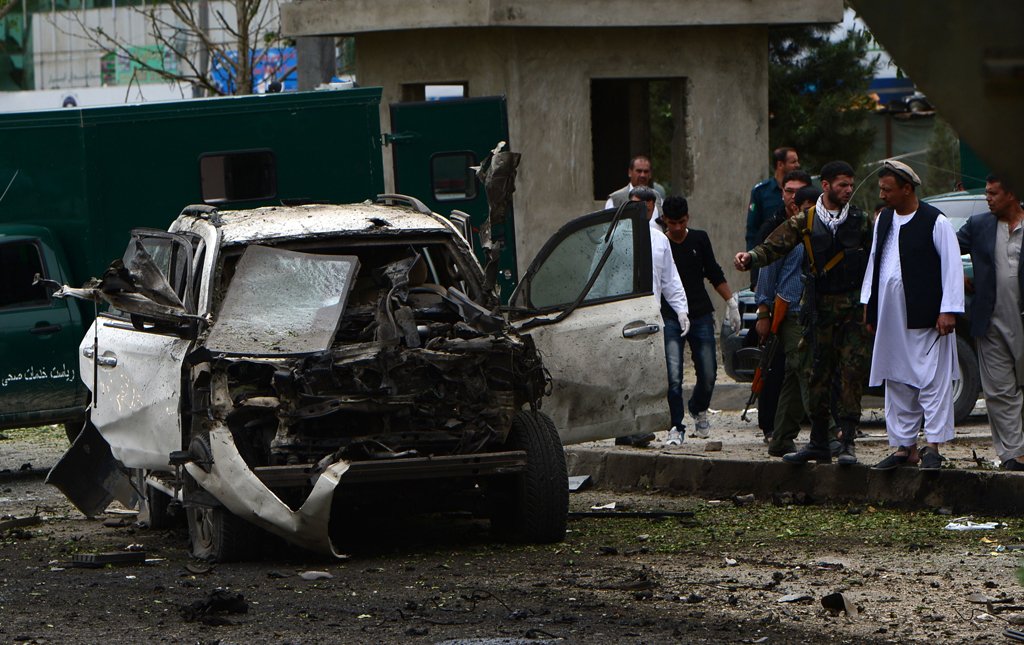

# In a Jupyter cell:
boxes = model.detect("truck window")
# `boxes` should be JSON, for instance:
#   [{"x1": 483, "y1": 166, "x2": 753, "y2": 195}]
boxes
[
  {"x1": 0, "y1": 240, "x2": 50, "y2": 310},
  {"x1": 200, "y1": 150, "x2": 277, "y2": 204}
]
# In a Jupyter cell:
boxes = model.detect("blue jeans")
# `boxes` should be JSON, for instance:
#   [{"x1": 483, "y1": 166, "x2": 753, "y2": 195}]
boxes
[{"x1": 663, "y1": 311, "x2": 717, "y2": 431}]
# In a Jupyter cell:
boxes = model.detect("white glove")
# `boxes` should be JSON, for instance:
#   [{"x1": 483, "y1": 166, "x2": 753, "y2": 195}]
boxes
[
  {"x1": 678, "y1": 313, "x2": 690, "y2": 337},
  {"x1": 726, "y1": 295, "x2": 741, "y2": 332}
]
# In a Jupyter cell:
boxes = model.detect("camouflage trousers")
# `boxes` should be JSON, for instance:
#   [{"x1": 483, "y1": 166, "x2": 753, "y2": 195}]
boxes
[{"x1": 801, "y1": 294, "x2": 873, "y2": 445}]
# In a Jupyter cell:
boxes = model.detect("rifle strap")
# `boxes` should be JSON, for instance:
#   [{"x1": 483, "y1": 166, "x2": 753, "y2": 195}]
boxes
[{"x1": 800, "y1": 205, "x2": 845, "y2": 277}]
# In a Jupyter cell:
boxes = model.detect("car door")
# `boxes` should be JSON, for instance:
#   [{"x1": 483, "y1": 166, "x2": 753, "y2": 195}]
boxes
[
  {"x1": 389, "y1": 96, "x2": 518, "y2": 299},
  {"x1": 509, "y1": 202, "x2": 667, "y2": 445},
  {"x1": 0, "y1": 233, "x2": 85, "y2": 423},
  {"x1": 84, "y1": 230, "x2": 198, "y2": 471}
]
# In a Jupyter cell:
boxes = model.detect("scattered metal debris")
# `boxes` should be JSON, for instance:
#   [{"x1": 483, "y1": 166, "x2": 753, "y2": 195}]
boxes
[
  {"x1": 71, "y1": 551, "x2": 147, "y2": 568},
  {"x1": 821, "y1": 592, "x2": 858, "y2": 617},
  {"x1": 568, "y1": 475, "x2": 591, "y2": 492},
  {"x1": 777, "y1": 593, "x2": 813, "y2": 603}
]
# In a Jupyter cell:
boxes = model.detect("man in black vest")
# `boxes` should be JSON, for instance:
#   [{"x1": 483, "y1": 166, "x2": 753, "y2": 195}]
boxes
[
  {"x1": 862, "y1": 159, "x2": 964, "y2": 471},
  {"x1": 734, "y1": 161, "x2": 874, "y2": 465}
]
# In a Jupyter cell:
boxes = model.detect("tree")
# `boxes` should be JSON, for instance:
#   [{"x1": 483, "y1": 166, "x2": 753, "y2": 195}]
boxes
[
  {"x1": 768, "y1": 24, "x2": 878, "y2": 174},
  {"x1": 60, "y1": 0, "x2": 294, "y2": 96}
]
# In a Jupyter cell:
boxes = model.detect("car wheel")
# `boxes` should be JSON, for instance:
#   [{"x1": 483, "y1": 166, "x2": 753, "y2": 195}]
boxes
[
  {"x1": 952, "y1": 335, "x2": 981, "y2": 425},
  {"x1": 492, "y1": 410, "x2": 568, "y2": 543},
  {"x1": 184, "y1": 434, "x2": 260, "y2": 562}
]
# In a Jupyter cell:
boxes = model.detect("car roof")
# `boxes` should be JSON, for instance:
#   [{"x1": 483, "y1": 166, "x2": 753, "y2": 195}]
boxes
[{"x1": 181, "y1": 202, "x2": 454, "y2": 246}]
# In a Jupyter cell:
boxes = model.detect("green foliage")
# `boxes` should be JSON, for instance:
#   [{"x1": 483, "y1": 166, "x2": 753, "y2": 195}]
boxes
[
  {"x1": 769, "y1": 25, "x2": 878, "y2": 174},
  {"x1": 921, "y1": 117, "x2": 962, "y2": 197}
]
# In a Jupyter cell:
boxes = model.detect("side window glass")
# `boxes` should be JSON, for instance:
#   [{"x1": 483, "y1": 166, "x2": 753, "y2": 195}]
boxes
[
  {"x1": 0, "y1": 240, "x2": 50, "y2": 310},
  {"x1": 431, "y1": 152, "x2": 478, "y2": 202},
  {"x1": 529, "y1": 218, "x2": 637, "y2": 309},
  {"x1": 200, "y1": 150, "x2": 277, "y2": 204}
]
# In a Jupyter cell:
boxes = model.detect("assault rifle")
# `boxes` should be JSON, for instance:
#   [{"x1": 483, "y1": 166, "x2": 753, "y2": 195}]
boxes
[{"x1": 740, "y1": 296, "x2": 789, "y2": 422}]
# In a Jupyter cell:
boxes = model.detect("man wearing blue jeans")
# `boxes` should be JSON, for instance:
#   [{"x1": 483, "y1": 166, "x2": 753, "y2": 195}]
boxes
[{"x1": 660, "y1": 197, "x2": 741, "y2": 443}]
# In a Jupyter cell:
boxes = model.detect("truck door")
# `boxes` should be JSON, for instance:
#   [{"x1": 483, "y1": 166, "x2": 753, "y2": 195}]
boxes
[
  {"x1": 0, "y1": 233, "x2": 85, "y2": 424},
  {"x1": 508, "y1": 202, "x2": 668, "y2": 445},
  {"x1": 85, "y1": 230, "x2": 198, "y2": 471},
  {"x1": 389, "y1": 97, "x2": 518, "y2": 298}
]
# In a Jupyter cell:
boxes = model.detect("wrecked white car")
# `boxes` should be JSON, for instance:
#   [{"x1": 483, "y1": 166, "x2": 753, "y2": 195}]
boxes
[{"x1": 47, "y1": 190, "x2": 666, "y2": 561}]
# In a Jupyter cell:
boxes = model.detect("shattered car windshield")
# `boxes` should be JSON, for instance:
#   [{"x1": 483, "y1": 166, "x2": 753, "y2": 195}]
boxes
[{"x1": 205, "y1": 245, "x2": 359, "y2": 356}]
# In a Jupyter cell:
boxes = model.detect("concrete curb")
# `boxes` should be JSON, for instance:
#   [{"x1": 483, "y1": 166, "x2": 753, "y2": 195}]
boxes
[{"x1": 566, "y1": 447, "x2": 1024, "y2": 515}]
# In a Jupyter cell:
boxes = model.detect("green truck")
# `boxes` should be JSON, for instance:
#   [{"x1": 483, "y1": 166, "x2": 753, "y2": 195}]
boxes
[{"x1": 0, "y1": 88, "x2": 522, "y2": 435}]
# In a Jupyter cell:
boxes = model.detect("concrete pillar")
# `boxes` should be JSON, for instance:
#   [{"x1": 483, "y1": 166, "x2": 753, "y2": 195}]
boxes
[{"x1": 296, "y1": 36, "x2": 336, "y2": 90}]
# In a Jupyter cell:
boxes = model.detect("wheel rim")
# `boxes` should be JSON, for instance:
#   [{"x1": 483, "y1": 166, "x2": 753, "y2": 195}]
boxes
[{"x1": 190, "y1": 506, "x2": 216, "y2": 555}]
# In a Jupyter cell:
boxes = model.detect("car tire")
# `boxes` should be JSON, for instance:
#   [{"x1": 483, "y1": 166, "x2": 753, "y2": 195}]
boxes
[
  {"x1": 492, "y1": 410, "x2": 568, "y2": 543},
  {"x1": 953, "y1": 335, "x2": 981, "y2": 425},
  {"x1": 184, "y1": 434, "x2": 260, "y2": 562}
]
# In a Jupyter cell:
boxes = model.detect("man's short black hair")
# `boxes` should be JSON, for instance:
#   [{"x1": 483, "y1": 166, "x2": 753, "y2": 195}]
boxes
[
  {"x1": 662, "y1": 196, "x2": 689, "y2": 220},
  {"x1": 773, "y1": 147, "x2": 796, "y2": 166},
  {"x1": 629, "y1": 154, "x2": 652, "y2": 170},
  {"x1": 783, "y1": 169, "x2": 812, "y2": 186},
  {"x1": 820, "y1": 160, "x2": 855, "y2": 182},
  {"x1": 987, "y1": 173, "x2": 1016, "y2": 195},
  {"x1": 628, "y1": 185, "x2": 658, "y2": 203},
  {"x1": 794, "y1": 186, "x2": 821, "y2": 208}
]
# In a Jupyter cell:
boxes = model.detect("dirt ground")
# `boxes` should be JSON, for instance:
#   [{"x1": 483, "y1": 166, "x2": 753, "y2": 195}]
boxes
[{"x1": 2, "y1": 471, "x2": 1023, "y2": 644}]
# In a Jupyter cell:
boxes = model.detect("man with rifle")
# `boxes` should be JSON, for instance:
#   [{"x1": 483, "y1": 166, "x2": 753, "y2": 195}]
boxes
[
  {"x1": 747, "y1": 185, "x2": 824, "y2": 456},
  {"x1": 734, "y1": 161, "x2": 874, "y2": 465}
]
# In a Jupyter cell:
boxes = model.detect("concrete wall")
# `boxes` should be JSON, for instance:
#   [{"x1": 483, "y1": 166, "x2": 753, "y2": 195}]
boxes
[
  {"x1": 358, "y1": 26, "x2": 767, "y2": 301},
  {"x1": 282, "y1": 0, "x2": 839, "y2": 35}
]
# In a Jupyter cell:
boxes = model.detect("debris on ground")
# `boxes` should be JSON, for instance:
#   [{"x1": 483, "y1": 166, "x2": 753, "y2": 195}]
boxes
[
  {"x1": 821, "y1": 592, "x2": 859, "y2": 617},
  {"x1": 0, "y1": 515, "x2": 42, "y2": 532},
  {"x1": 944, "y1": 519, "x2": 1005, "y2": 531},
  {"x1": 180, "y1": 588, "x2": 248, "y2": 625},
  {"x1": 568, "y1": 475, "x2": 592, "y2": 491},
  {"x1": 71, "y1": 551, "x2": 147, "y2": 568},
  {"x1": 705, "y1": 441, "x2": 723, "y2": 452},
  {"x1": 299, "y1": 570, "x2": 334, "y2": 581}
]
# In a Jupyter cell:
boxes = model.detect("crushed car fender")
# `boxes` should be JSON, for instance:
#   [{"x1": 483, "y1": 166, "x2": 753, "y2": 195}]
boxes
[{"x1": 185, "y1": 426, "x2": 350, "y2": 558}]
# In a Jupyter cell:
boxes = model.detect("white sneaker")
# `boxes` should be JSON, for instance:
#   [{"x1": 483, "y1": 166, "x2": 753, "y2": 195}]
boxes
[
  {"x1": 665, "y1": 427, "x2": 683, "y2": 446},
  {"x1": 692, "y1": 411, "x2": 711, "y2": 438}
]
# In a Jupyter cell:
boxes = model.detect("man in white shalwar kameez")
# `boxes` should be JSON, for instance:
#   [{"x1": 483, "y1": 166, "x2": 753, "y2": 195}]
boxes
[{"x1": 861, "y1": 160, "x2": 965, "y2": 470}]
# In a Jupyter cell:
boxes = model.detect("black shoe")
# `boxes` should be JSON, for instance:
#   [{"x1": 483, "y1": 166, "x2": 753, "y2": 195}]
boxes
[
  {"x1": 836, "y1": 443, "x2": 857, "y2": 466},
  {"x1": 768, "y1": 444, "x2": 796, "y2": 458},
  {"x1": 616, "y1": 432, "x2": 655, "y2": 448},
  {"x1": 1002, "y1": 459, "x2": 1024, "y2": 472},
  {"x1": 919, "y1": 446, "x2": 945, "y2": 470},
  {"x1": 872, "y1": 451, "x2": 916, "y2": 471},
  {"x1": 782, "y1": 444, "x2": 831, "y2": 464}
]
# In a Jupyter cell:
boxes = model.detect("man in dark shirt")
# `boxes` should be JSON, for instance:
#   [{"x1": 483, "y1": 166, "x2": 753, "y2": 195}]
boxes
[
  {"x1": 746, "y1": 147, "x2": 800, "y2": 288},
  {"x1": 660, "y1": 196, "x2": 741, "y2": 443}
]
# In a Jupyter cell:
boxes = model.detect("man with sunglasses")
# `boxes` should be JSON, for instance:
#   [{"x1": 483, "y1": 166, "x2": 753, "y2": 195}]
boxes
[
  {"x1": 862, "y1": 159, "x2": 964, "y2": 471},
  {"x1": 734, "y1": 161, "x2": 874, "y2": 465}
]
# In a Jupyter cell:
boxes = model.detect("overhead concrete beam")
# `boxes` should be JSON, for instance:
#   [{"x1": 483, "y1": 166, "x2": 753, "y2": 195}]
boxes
[
  {"x1": 282, "y1": 0, "x2": 842, "y2": 38},
  {"x1": 851, "y1": 0, "x2": 1024, "y2": 191}
]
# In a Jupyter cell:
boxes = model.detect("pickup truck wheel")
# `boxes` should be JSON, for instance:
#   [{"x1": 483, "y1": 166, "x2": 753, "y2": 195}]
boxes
[
  {"x1": 184, "y1": 435, "x2": 260, "y2": 562},
  {"x1": 953, "y1": 335, "x2": 981, "y2": 425},
  {"x1": 492, "y1": 410, "x2": 568, "y2": 543}
]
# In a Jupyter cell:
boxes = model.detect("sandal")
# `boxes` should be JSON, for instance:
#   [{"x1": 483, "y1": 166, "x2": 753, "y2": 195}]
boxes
[
  {"x1": 871, "y1": 448, "x2": 919, "y2": 471},
  {"x1": 919, "y1": 446, "x2": 945, "y2": 470}
]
